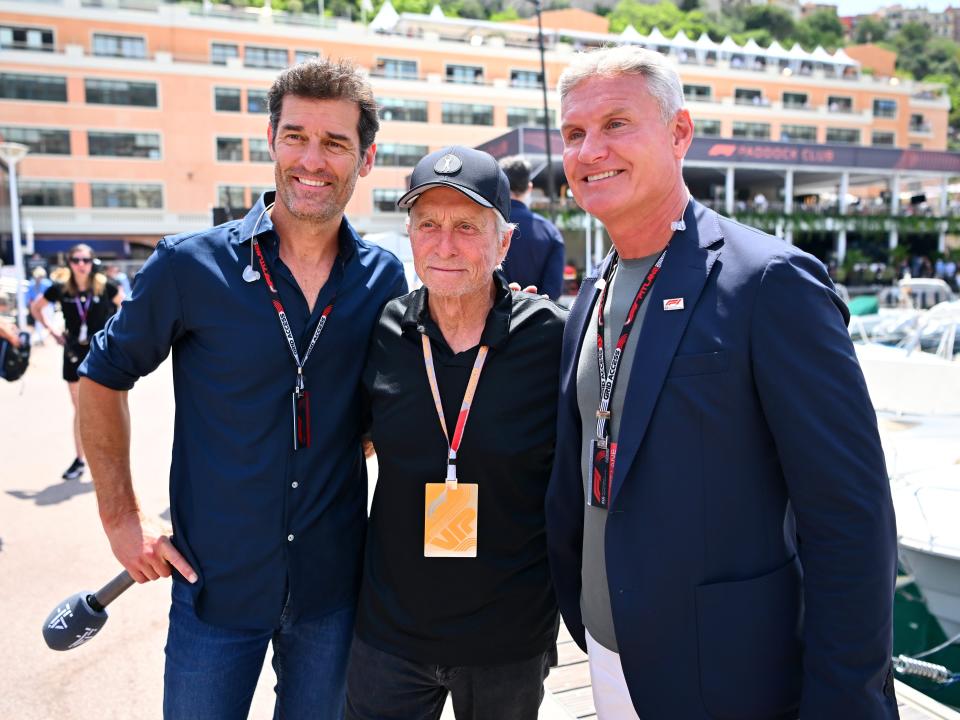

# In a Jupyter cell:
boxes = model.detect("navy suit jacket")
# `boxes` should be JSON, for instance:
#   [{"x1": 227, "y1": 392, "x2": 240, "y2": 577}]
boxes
[
  {"x1": 502, "y1": 199, "x2": 565, "y2": 301},
  {"x1": 545, "y1": 200, "x2": 899, "y2": 719}
]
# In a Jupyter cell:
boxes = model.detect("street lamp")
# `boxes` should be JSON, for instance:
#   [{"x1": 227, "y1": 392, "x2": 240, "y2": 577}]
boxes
[
  {"x1": 0, "y1": 142, "x2": 30, "y2": 330},
  {"x1": 532, "y1": 0, "x2": 557, "y2": 222}
]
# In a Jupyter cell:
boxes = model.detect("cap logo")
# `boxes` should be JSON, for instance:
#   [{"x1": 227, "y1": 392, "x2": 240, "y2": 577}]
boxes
[{"x1": 434, "y1": 154, "x2": 462, "y2": 175}]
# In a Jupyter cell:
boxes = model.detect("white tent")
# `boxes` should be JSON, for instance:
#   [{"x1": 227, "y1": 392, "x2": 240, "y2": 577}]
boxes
[
  {"x1": 620, "y1": 24, "x2": 642, "y2": 42},
  {"x1": 428, "y1": 4, "x2": 444, "y2": 19},
  {"x1": 369, "y1": 0, "x2": 399, "y2": 31}
]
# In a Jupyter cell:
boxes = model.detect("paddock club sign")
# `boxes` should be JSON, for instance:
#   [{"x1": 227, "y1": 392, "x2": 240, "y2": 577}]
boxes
[{"x1": 687, "y1": 138, "x2": 960, "y2": 173}]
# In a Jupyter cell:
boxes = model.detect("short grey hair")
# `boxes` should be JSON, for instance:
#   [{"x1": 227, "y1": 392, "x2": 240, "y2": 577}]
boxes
[{"x1": 558, "y1": 46, "x2": 685, "y2": 124}]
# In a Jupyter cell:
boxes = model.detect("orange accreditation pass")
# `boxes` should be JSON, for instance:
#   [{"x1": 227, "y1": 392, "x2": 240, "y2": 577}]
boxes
[{"x1": 424, "y1": 482, "x2": 478, "y2": 558}]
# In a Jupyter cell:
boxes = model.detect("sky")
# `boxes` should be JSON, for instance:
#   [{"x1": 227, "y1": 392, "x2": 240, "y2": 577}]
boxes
[{"x1": 833, "y1": 0, "x2": 953, "y2": 15}]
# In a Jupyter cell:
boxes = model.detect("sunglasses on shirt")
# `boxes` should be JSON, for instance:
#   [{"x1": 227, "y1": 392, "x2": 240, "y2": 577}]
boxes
[{"x1": 69, "y1": 257, "x2": 93, "y2": 265}]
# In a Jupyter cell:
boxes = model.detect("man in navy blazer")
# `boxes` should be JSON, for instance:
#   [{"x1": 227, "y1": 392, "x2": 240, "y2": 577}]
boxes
[{"x1": 545, "y1": 46, "x2": 899, "y2": 719}]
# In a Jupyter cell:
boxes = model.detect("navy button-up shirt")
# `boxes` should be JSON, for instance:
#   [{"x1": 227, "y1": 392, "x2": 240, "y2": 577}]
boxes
[{"x1": 80, "y1": 193, "x2": 407, "y2": 629}]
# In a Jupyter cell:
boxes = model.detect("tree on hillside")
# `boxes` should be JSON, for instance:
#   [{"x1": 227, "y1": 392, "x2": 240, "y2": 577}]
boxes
[
  {"x1": 607, "y1": 0, "x2": 717, "y2": 38},
  {"x1": 853, "y1": 16, "x2": 887, "y2": 43},
  {"x1": 793, "y1": 8, "x2": 844, "y2": 50},
  {"x1": 741, "y1": 5, "x2": 794, "y2": 42}
]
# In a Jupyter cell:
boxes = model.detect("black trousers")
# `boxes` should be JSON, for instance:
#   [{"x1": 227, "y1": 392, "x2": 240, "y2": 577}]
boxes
[{"x1": 345, "y1": 634, "x2": 551, "y2": 720}]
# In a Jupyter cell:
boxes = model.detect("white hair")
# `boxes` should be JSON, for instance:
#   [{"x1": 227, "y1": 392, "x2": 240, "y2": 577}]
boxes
[{"x1": 558, "y1": 45, "x2": 685, "y2": 124}]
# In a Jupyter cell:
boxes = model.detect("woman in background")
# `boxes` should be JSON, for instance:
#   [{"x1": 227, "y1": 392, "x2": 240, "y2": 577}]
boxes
[{"x1": 31, "y1": 243, "x2": 123, "y2": 480}]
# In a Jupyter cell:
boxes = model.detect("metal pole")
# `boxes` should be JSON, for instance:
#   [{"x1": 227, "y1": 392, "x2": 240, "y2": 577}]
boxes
[
  {"x1": 1, "y1": 143, "x2": 29, "y2": 330},
  {"x1": 534, "y1": 0, "x2": 557, "y2": 223}
]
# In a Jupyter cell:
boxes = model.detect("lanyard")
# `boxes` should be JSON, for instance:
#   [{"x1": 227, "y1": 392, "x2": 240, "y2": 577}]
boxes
[
  {"x1": 73, "y1": 293, "x2": 92, "y2": 324},
  {"x1": 593, "y1": 247, "x2": 668, "y2": 446},
  {"x1": 251, "y1": 237, "x2": 336, "y2": 394},
  {"x1": 421, "y1": 333, "x2": 489, "y2": 489}
]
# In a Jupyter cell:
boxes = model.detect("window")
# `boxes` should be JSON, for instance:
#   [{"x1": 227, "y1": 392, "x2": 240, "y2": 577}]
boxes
[
  {"x1": 19, "y1": 180, "x2": 73, "y2": 206},
  {"x1": 510, "y1": 69, "x2": 542, "y2": 89},
  {"x1": 211, "y1": 42, "x2": 238, "y2": 65},
  {"x1": 873, "y1": 99, "x2": 897, "y2": 118},
  {"x1": 373, "y1": 188, "x2": 403, "y2": 212},
  {"x1": 245, "y1": 46, "x2": 288, "y2": 69},
  {"x1": 782, "y1": 92, "x2": 809, "y2": 109},
  {"x1": 683, "y1": 84, "x2": 711, "y2": 102},
  {"x1": 92, "y1": 33, "x2": 146, "y2": 58},
  {"x1": 827, "y1": 95, "x2": 853, "y2": 113},
  {"x1": 214, "y1": 87, "x2": 241, "y2": 112},
  {"x1": 247, "y1": 89, "x2": 268, "y2": 114},
  {"x1": 218, "y1": 185, "x2": 246, "y2": 209},
  {"x1": 250, "y1": 185, "x2": 272, "y2": 203},
  {"x1": 734, "y1": 88, "x2": 765, "y2": 106},
  {"x1": 694, "y1": 119, "x2": 721, "y2": 137},
  {"x1": 780, "y1": 124, "x2": 816, "y2": 142},
  {"x1": 216, "y1": 137, "x2": 244, "y2": 162},
  {"x1": 442, "y1": 103, "x2": 493, "y2": 126},
  {"x1": 85, "y1": 78, "x2": 157, "y2": 107},
  {"x1": 506, "y1": 106, "x2": 555, "y2": 128},
  {"x1": 446, "y1": 64, "x2": 484, "y2": 85},
  {"x1": 0, "y1": 126, "x2": 69, "y2": 154},
  {"x1": 88, "y1": 131, "x2": 161, "y2": 158},
  {"x1": 732, "y1": 122, "x2": 770, "y2": 140},
  {"x1": 249, "y1": 138, "x2": 271, "y2": 163},
  {"x1": 91, "y1": 183, "x2": 162, "y2": 208},
  {"x1": 909, "y1": 114, "x2": 930, "y2": 132},
  {"x1": 378, "y1": 97, "x2": 428, "y2": 122},
  {"x1": 0, "y1": 25, "x2": 55, "y2": 52},
  {"x1": 374, "y1": 58, "x2": 418, "y2": 80},
  {"x1": 872, "y1": 130, "x2": 896, "y2": 147},
  {"x1": 294, "y1": 50, "x2": 319, "y2": 64},
  {"x1": 0, "y1": 72, "x2": 66, "y2": 102},
  {"x1": 376, "y1": 143, "x2": 428, "y2": 167},
  {"x1": 825, "y1": 127, "x2": 860, "y2": 144}
]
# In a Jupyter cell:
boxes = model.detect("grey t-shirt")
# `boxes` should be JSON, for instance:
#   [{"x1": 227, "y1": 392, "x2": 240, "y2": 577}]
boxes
[{"x1": 577, "y1": 253, "x2": 659, "y2": 652}]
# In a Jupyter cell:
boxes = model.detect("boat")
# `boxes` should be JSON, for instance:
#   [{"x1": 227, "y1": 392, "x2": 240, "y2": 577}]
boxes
[{"x1": 893, "y1": 466, "x2": 960, "y2": 643}]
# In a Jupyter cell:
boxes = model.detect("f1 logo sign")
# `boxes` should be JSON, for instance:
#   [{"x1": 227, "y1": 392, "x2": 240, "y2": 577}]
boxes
[{"x1": 663, "y1": 297, "x2": 685, "y2": 311}]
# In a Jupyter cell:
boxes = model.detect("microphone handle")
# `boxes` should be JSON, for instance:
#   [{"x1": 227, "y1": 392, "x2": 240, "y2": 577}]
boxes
[{"x1": 90, "y1": 570, "x2": 135, "y2": 611}]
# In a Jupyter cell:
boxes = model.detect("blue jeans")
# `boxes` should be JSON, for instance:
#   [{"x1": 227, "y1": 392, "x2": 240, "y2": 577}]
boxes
[
  {"x1": 345, "y1": 635, "x2": 551, "y2": 720},
  {"x1": 164, "y1": 581, "x2": 354, "y2": 720}
]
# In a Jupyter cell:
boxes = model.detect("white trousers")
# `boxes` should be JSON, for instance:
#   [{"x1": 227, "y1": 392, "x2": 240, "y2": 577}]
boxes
[{"x1": 586, "y1": 629, "x2": 641, "y2": 720}]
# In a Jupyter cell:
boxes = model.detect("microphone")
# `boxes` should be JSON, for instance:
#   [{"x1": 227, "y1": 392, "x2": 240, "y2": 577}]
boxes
[{"x1": 42, "y1": 570, "x2": 135, "y2": 651}]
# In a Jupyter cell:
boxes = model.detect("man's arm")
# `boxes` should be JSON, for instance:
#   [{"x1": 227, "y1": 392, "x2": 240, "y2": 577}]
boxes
[
  {"x1": 79, "y1": 378, "x2": 196, "y2": 584},
  {"x1": 750, "y1": 251, "x2": 897, "y2": 717}
]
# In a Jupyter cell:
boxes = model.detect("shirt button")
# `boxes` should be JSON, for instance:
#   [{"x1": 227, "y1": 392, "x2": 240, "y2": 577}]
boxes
[
  {"x1": 291, "y1": 481, "x2": 299, "y2": 489},
  {"x1": 287, "y1": 534, "x2": 294, "y2": 542}
]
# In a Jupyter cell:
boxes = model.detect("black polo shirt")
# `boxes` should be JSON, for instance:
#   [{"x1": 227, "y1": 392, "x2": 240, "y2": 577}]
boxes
[{"x1": 355, "y1": 275, "x2": 568, "y2": 666}]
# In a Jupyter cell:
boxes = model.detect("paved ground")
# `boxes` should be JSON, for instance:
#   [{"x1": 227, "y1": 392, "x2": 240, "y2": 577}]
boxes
[{"x1": 0, "y1": 340, "x2": 572, "y2": 719}]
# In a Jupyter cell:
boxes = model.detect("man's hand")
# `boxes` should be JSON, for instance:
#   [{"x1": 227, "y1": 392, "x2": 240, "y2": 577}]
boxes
[
  {"x1": 104, "y1": 509, "x2": 197, "y2": 584},
  {"x1": 508, "y1": 282, "x2": 540, "y2": 294}
]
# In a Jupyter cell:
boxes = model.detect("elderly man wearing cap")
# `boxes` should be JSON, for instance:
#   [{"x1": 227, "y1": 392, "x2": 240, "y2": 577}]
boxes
[{"x1": 344, "y1": 145, "x2": 567, "y2": 719}]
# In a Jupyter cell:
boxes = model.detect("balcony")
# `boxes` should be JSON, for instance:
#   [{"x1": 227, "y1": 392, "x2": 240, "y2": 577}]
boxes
[{"x1": 909, "y1": 122, "x2": 933, "y2": 134}]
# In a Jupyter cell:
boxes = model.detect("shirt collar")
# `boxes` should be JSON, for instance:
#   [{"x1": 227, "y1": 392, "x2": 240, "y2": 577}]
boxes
[
  {"x1": 401, "y1": 271, "x2": 513, "y2": 352},
  {"x1": 235, "y1": 190, "x2": 358, "y2": 264}
]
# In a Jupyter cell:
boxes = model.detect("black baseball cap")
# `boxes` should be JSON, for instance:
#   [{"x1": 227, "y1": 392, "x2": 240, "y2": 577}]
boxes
[{"x1": 397, "y1": 145, "x2": 511, "y2": 222}]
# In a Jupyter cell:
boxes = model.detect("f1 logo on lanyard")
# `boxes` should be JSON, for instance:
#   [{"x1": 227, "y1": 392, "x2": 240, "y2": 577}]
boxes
[
  {"x1": 588, "y1": 247, "x2": 668, "y2": 509},
  {"x1": 251, "y1": 237, "x2": 336, "y2": 451}
]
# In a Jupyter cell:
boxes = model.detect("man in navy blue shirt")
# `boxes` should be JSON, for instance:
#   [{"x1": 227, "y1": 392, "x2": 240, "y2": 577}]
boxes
[
  {"x1": 77, "y1": 58, "x2": 406, "y2": 720},
  {"x1": 498, "y1": 155, "x2": 565, "y2": 300}
]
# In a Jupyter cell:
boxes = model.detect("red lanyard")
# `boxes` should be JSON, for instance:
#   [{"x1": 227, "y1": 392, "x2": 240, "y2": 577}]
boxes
[
  {"x1": 421, "y1": 333, "x2": 489, "y2": 489},
  {"x1": 594, "y1": 247, "x2": 668, "y2": 446}
]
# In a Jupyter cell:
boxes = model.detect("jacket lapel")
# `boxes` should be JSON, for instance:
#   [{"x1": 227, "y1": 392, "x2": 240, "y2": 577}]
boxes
[{"x1": 609, "y1": 200, "x2": 724, "y2": 506}]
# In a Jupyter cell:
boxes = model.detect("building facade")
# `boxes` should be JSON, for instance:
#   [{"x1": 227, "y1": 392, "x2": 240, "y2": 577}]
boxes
[{"x1": 0, "y1": 0, "x2": 954, "y2": 263}]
